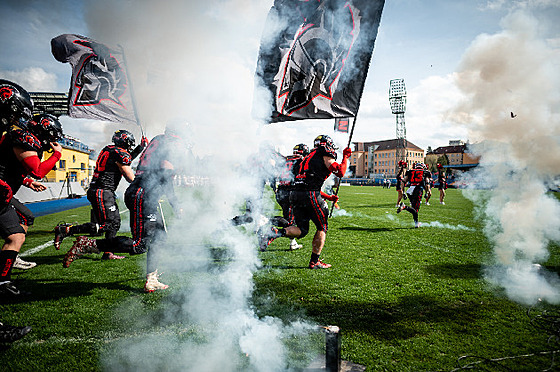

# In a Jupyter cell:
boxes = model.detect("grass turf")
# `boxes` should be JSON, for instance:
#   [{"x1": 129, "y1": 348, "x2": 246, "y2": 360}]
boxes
[{"x1": 1, "y1": 186, "x2": 559, "y2": 371}]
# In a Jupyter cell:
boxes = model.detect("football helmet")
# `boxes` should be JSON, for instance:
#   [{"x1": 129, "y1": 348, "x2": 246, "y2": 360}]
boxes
[
  {"x1": 0, "y1": 79, "x2": 33, "y2": 129},
  {"x1": 112, "y1": 129, "x2": 135, "y2": 151},
  {"x1": 413, "y1": 162, "x2": 425, "y2": 170},
  {"x1": 313, "y1": 135, "x2": 338, "y2": 152},
  {"x1": 29, "y1": 113, "x2": 64, "y2": 150},
  {"x1": 293, "y1": 143, "x2": 310, "y2": 157},
  {"x1": 398, "y1": 160, "x2": 408, "y2": 168}
]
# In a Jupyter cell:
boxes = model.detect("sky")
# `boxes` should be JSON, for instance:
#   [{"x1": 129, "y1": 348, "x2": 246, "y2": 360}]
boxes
[{"x1": 1, "y1": 0, "x2": 558, "y2": 155}]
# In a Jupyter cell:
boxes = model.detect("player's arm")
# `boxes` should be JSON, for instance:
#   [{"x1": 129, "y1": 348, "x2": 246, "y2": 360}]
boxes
[
  {"x1": 22, "y1": 177, "x2": 47, "y2": 192},
  {"x1": 15, "y1": 141, "x2": 63, "y2": 179},
  {"x1": 117, "y1": 163, "x2": 135, "y2": 183},
  {"x1": 326, "y1": 147, "x2": 352, "y2": 178},
  {"x1": 130, "y1": 136, "x2": 149, "y2": 160},
  {"x1": 320, "y1": 190, "x2": 339, "y2": 203}
]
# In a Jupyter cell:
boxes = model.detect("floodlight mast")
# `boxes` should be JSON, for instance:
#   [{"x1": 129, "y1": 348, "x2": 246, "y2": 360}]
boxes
[{"x1": 389, "y1": 79, "x2": 407, "y2": 173}]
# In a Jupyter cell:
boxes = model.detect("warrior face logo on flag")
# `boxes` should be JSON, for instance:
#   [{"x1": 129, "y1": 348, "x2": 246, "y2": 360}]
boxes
[
  {"x1": 72, "y1": 39, "x2": 128, "y2": 108},
  {"x1": 276, "y1": 3, "x2": 360, "y2": 117},
  {"x1": 51, "y1": 34, "x2": 138, "y2": 125},
  {"x1": 255, "y1": 0, "x2": 384, "y2": 123}
]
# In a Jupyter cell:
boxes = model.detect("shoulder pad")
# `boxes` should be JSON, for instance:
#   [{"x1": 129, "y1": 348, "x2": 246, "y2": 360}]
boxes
[
  {"x1": 10, "y1": 129, "x2": 42, "y2": 152},
  {"x1": 114, "y1": 146, "x2": 132, "y2": 165}
]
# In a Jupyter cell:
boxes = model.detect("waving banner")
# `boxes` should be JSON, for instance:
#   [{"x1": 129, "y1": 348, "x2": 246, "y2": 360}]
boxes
[
  {"x1": 255, "y1": 0, "x2": 384, "y2": 123},
  {"x1": 51, "y1": 34, "x2": 137, "y2": 125}
]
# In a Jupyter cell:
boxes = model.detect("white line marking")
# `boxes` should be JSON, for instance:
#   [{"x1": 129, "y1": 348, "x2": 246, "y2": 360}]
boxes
[{"x1": 20, "y1": 240, "x2": 54, "y2": 257}]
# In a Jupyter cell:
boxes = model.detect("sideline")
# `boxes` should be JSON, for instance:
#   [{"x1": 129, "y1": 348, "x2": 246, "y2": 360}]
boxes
[{"x1": 19, "y1": 240, "x2": 54, "y2": 257}]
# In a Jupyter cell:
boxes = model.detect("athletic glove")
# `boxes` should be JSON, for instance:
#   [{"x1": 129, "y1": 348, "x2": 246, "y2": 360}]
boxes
[
  {"x1": 141, "y1": 136, "x2": 149, "y2": 147},
  {"x1": 342, "y1": 147, "x2": 352, "y2": 158}
]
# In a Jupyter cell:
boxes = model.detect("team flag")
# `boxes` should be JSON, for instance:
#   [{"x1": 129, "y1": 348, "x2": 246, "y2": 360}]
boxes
[
  {"x1": 255, "y1": 0, "x2": 385, "y2": 123},
  {"x1": 334, "y1": 117, "x2": 350, "y2": 133},
  {"x1": 51, "y1": 34, "x2": 137, "y2": 125}
]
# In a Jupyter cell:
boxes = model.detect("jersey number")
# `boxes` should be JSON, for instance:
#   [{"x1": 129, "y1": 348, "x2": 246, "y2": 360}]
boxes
[{"x1": 96, "y1": 150, "x2": 110, "y2": 172}]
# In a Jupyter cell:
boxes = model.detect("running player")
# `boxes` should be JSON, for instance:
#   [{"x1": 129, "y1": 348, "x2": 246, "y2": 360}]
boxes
[
  {"x1": 397, "y1": 163, "x2": 431, "y2": 228},
  {"x1": 53, "y1": 130, "x2": 147, "y2": 259},
  {"x1": 0, "y1": 87, "x2": 64, "y2": 297},
  {"x1": 63, "y1": 126, "x2": 184, "y2": 292},
  {"x1": 258, "y1": 135, "x2": 349, "y2": 269}
]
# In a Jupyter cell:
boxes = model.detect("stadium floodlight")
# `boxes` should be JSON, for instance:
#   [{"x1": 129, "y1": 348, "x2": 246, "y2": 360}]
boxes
[
  {"x1": 389, "y1": 79, "x2": 407, "y2": 171},
  {"x1": 389, "y1": 79, "x2": 406, "y2": 114}
]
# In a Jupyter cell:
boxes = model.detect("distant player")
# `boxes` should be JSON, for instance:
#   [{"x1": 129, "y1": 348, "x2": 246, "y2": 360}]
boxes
[
  {"x1": 424, "y1": 164, "x2": 433, "y2": 205},
  {"x1": 395, "y1": 160, "x2": 407, "y2": 207},
  {"x1": 258, "y1": 135, "x2": 349, "y2": 269},
  {"x1": 437, "y1": 163, "x2": 447, "y2": 205},
  {"x1": 53, "y1": 129, "x2": 147, "y2": 259},
  {"x1": 397, "y1": 162, "x2": 431, "y2": 228}
]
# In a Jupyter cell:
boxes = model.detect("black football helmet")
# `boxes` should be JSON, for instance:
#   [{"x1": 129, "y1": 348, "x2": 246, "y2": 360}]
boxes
[
  {"x1": 112, "y1": 129, "x2": 135, "y2": 151},
  {"x1": 313, "y1": 134, "x2": 338, "y2": 155},
  {"x1": 293, "y1": 143, "x2": 309, "y2": 157},
  {"x1": 29, "y1": 113, "x2": 64, "y2": 150},
  {"x1": 0, "y1": 79, "x2": 33, "y2": 130}
]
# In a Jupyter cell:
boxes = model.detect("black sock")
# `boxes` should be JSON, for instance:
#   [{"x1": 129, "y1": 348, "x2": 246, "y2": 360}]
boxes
[
  {"x1": 310, "y1": 252, "x2": 320, "y2": 264},
  {"x1": 0, "y1": 250, "x2": 18, "y2": 282}
]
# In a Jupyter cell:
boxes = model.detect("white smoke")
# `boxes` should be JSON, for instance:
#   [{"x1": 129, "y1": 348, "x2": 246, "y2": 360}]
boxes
[
  {"x1": 448, "y1": 9, "x2": 560, "y2": 305},
  {"x1": 80, "y1": 0, "x2": 327, "y2": 370}
]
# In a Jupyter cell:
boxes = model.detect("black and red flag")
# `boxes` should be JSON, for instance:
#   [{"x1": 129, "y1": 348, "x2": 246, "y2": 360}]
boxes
[
  {"x1": 254, "y1": 0, "x2": 384, "y2": 123},
  {"x1": 51, "y1": 34, "x2": 137, "y2": 125}
]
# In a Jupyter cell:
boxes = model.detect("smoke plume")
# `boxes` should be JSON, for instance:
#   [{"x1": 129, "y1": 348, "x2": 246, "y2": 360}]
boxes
[
  {"x1": 79, "y1": 0, "x2": 329, "y2": 370},
  {"x1": 448, "y1": 10, "x2": 560, "y2": 305}
]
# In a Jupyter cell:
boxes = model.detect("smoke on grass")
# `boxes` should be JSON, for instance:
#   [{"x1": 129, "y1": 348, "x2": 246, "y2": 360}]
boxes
[
  {"x1": 79, "y1": 0, "x2": 332, "y2": 371},
  {"x1": 448, "y1": 9, "x2": 560, "y2": 305}
]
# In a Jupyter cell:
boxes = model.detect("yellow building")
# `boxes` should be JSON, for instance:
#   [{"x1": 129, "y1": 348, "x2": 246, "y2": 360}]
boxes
[{"x1": 43, "y1": 135, "x2": 95, "y2": 188}]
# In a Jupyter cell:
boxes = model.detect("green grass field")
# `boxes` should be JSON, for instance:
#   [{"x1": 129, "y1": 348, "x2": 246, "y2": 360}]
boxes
[{"x1": 1, "y1": 186, "x2": 559, "y2": 371}]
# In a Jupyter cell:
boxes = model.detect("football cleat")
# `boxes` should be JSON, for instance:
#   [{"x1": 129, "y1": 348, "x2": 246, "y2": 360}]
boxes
[
  {"x1": 258, "y1": 226, "x2": 280, "y2": 252},
  {"x1": 12, "y1": 256, "x2": 37, "y2": 270},
  {"x1": 54, "y1": 223, "x2": 73, "y2": 250},
  {"x1": 144, "y1": 270, "x2": 169, "y2": 293},
  {"x1": 0, "y1": 322, "x2": 32, "y2": 343},
  {"x1": 396, "y1": 202, "x2": 406, "y2": 214},
  {"x1": 309, "y1": 259, "x2": 332, "y2": 269},
  {"x1": 63, "y1": 236, "x2": 98, "y2": 268},
  {"x1": 289, "y1": 239, "x2": 303, "y2": 251}
]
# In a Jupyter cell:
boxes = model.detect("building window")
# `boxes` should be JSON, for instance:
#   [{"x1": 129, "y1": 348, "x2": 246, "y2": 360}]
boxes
[{"x1": 59, "y1": 160, "x2": 66, "y2": 169}]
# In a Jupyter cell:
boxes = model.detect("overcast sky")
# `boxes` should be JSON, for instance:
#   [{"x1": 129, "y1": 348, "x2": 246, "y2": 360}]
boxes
[{"x1": 1, "y1": 0, "x2": 559, "y2": 154}]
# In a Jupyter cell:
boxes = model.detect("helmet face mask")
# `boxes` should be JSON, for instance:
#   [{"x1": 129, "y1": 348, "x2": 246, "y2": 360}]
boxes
[
  {"x1": 30, "y1": 113, "x2": 64, "y2": 150},
  {"x1": 313, "y1": 135, "x2": 338, "y2": 154},
  {"x1": 112, "y1": 129, "x2": 135, "y2": 152},
  {"x1": 293, "y1": 143, "x2": 310, "y2": 157},
  {"x1": 0, "y1": 79, "x2": 33, "y2": 128}
]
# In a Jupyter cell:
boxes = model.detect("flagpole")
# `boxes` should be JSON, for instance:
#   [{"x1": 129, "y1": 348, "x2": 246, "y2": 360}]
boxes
[
  {"x1": 329, "y1": 116, "x2": 357, "y2": 218},
  {"x1": 118, "y1": 44, "x2": 145, "y2": 137}
]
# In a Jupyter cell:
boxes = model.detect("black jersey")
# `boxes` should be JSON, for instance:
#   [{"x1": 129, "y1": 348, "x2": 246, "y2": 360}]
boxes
[
  {"x1": 131, "y1": 134, "x2": 181, "y2": 208},
  {"x1": 294, "y1": 146, "x2": 336, "y2": 191},
  {"x1": 0, "y1": 129, "x2": 43, "y2": 194},
  {"x1": 277, "y1": 154, "x2": 303, "y2": 190},
  {"x1": 89, "y1": 144, "x2": 132, "y2": 191},
  {"x1": 406, "y1": 169, "x2": 431, "y2": 188}
]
